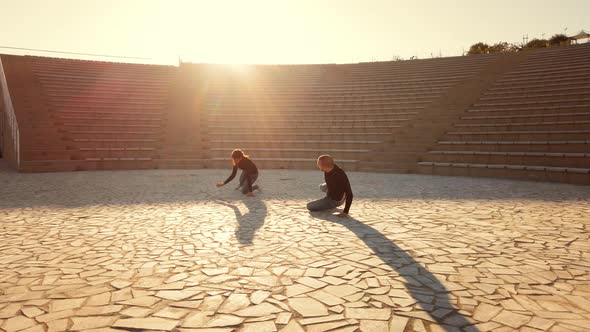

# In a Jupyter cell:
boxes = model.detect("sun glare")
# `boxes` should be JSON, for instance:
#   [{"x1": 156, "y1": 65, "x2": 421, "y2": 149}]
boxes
[
  {"x1": 145, "y1": 1, "x2": 315, "y2": 65},
  {"x1": 228, "y1": 63, "x2": 255, "y2": 75}
]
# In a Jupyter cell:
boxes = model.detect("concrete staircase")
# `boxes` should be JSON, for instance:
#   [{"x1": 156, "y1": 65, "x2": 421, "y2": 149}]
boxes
[
  {"x1": 2, "y1": 55, "x2": 185, "y2": 171},
  {"x1": 417, "y1": 43, "x2": 590, "y2": 185},
  {"x1": 2, "y1": 45, "x2": 589, "y2": 185},
  {"x1": 195, "y1": 55, "x2": 500, "y2": 171}
]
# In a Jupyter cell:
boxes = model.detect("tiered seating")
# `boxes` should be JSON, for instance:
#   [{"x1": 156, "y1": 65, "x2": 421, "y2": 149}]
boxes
[
  {"x1": 28, "y1": 56, "x2": 175, "y2": 170},
  {"x1": 5, "y1": 46, "x2": 588, "y2": 184},
  {"x1": 200, "y1": 56, "x2": 498, "y2": 170},
  {"x1": 418, "y1": 44, "x2": 590, "y2": 184}
]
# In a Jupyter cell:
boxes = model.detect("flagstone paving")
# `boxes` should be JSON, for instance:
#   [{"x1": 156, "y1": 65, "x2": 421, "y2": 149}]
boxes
[{"x1": 0, "y1": 167, "x2": 589, "y2": 332}]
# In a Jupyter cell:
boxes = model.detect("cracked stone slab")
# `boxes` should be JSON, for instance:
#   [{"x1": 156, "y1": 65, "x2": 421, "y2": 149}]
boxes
[{"x1": 0, "y1": 169, "x2": 588, "y2": 332}]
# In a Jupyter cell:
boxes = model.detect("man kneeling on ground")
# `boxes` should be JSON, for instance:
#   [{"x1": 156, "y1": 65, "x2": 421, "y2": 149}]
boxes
[{"x1": 307, "y1": 155, "x2": 353, "y2": 218}]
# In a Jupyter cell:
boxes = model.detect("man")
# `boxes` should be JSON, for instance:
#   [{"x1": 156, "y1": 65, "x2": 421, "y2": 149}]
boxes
[{"x1": 307, "y1": 155, "x2": 353, "y2": 218}]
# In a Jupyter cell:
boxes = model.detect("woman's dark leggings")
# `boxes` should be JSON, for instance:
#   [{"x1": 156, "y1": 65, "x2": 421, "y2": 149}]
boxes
[{"x1": 238, "y1": 171, "x2": 259, "y2": 194}]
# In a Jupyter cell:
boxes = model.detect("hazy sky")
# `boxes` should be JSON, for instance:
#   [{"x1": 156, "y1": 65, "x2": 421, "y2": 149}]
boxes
[{"x1": 0, "y1": 0, "x2": 588, "y2": 64}]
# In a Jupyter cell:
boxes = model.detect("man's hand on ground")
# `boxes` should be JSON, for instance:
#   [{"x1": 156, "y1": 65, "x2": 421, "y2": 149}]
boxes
[
  {"x1": 337, "y1": 212, "x2": 348, "y2": 218},
  {"x1": 216, "y1": 183, "x2": 225, "y2": 188},
  {"x1": 246, "y1": 192, "x2": 255, "y2": 197}
]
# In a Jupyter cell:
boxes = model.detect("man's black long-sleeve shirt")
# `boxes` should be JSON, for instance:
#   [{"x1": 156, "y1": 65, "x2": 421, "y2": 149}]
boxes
[
  {"x1": 223, "y1": 157, "x2": 258, "y2": 192},
  {"x1": 324, "y1": 164, "x2": 353, "y2": 213}
]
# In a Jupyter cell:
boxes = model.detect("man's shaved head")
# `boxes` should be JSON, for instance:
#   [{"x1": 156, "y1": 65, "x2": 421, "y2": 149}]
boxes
[{"x1": 317, "y1": 155, "x2": 334, "y2": 170}]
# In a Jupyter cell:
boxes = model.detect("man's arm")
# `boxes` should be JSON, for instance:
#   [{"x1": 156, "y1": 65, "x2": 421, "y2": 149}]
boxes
[{"x1": 342, "y1": 172, "x2": 353, "y2": 214}]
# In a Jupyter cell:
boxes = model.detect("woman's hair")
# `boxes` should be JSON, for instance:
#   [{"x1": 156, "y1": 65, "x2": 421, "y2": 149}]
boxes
[{"x1": 231, "y1": 149, "x2": 248, "y2": 165}]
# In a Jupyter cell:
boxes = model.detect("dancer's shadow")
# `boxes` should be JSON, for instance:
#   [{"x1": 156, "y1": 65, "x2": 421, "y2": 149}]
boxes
[
  {"x1": 311, "y1": 212, "x2": 478, "y2": 332},
  {"x1": 215, "y1": 199, "x2": 267, "y2": 245}
]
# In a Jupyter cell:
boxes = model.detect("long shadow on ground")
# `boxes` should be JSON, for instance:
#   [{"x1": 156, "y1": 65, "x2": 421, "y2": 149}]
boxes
[
  {"x1": 214, "y1": 199, "x2": 267, "y2": 245},
  {"x1": 311, "y1": 212, "x2": 478, "y2": 332}
]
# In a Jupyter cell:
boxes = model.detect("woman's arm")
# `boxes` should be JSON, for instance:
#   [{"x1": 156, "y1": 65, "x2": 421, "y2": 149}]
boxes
[{"x1": 223, "y1": 165, "x2": 238, "y2": 185}]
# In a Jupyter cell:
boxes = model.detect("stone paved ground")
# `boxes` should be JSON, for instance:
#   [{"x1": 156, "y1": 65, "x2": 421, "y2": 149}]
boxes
[{"x1": 1, "y1": 165, "x2": 589, "y2": 332}]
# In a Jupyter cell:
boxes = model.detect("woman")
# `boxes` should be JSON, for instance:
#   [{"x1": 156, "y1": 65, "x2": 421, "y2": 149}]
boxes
[{"x1": 216, "y1": 149, "x2": 260, "y2": 196}]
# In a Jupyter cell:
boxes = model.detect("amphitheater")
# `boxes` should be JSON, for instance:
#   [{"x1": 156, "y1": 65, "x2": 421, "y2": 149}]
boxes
[
  {"x1": 1, "y1": 43, "x2": 589, "y2": 183},
  {"x1": 0, "y1": 44, "x2": 589, "y2": 332}
]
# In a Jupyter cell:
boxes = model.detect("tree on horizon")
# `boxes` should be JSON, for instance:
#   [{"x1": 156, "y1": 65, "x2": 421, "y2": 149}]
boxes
[
  {"x1": 549, "y1": 34, "x2": 571, "y2": 46},
  {"x1": 524, "y1": 38, "x2": 548, "y2": 49},
  {"x1": 468, "y1": 42, "x2": 490, "y2": 55}
]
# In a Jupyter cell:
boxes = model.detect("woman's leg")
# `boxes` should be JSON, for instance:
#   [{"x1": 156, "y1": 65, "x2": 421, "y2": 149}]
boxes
[
  {"x1": 238, "y1": 171, "x2": 246, "y2": 188},
  {"x1": 240, "y1": 172, "x2": 258, "y2": 194}
]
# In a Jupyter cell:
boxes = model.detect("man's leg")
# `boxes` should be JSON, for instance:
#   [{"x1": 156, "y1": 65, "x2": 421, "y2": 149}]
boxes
[
  {"x1": 307, "y1": 196, "x2": 340, "y2": 211},
  {"x1": 315, "y1": 183, "x2": 344, "y2": 208}
]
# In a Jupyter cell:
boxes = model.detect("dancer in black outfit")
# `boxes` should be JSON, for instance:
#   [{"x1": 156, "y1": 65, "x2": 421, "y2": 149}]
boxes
[
  {"x1": 307, "y1": 155, "x2": 353, "y2": 218},
  {"x1": 216, "y1": 149, "x2": 260, "y2": 196}
]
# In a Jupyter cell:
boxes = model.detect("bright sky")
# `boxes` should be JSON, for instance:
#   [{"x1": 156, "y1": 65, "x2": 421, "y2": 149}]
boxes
[{"x1": 0, "y1": 0, "x2": 588, "y2": 64}]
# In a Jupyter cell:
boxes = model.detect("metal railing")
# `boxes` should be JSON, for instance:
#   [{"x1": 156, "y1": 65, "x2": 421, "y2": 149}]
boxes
[{"x1": 0, "y1": 56, "x2": 20, "y2": 168}]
